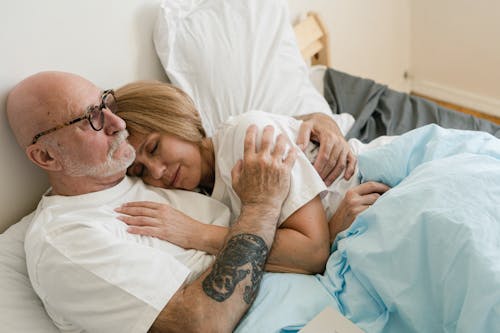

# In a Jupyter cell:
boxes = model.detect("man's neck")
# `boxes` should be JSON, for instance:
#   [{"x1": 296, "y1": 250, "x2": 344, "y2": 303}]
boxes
[{"x1": 48, "y1": 173, "x2": 126, "y2": 196}]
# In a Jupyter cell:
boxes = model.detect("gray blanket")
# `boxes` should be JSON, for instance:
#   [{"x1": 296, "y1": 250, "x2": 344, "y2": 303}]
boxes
[{"x1": 323, "y1": 68, "x2": 500, "y2": 142}]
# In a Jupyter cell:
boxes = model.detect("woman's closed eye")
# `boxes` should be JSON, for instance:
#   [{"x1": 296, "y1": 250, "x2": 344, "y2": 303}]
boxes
[{"x1": 147, "y1": 141, "x2": 158, "y2": 155}]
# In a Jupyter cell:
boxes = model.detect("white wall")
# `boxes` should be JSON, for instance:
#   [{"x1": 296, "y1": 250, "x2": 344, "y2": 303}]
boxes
[
  {"x1": 288, "y1": 0, "x2": 412, "y2": 93},
  {"x1": 0, "y1": 0, "x2": 166, "y2": 232},
  {"x1": 411, "y1": 0, "x2": 500, "y2": 116}
]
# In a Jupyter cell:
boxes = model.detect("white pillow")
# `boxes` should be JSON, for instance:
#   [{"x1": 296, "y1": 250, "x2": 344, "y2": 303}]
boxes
[
  {"x1": 154, "y1": 0, "x2": 347, "y2": 136},
  {"x1": 0, "y1": 214, "x2": 59, "y2": 332},
  {"x1": 309, "y1": 65, "x2": 327, "y2": 96}
]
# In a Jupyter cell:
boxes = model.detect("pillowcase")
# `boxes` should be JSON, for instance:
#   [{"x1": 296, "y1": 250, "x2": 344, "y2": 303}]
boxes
[
  {"x1": 154, "y1": 0, "x2": 343, "y2": 136},
  {"x1": 0, "y1": 214, "x2": 59, "y2": 332},
  {"x1": 309, "y1": 65, "x2": 327, "y2": 97}
]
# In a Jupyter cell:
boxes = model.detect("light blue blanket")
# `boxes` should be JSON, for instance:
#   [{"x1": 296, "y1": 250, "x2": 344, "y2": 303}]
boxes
[{"x1": 236, "y1": 125, "x2": 500, "y2": 333}]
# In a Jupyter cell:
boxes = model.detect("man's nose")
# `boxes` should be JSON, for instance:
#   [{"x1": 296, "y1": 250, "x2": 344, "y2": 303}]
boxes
[{"x1": 103, "y1": 109, "x2": 126, "y2": 135}]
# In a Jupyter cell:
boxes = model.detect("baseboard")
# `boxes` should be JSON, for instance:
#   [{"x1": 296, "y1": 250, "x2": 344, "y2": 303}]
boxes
[{"x1": 411, "y1": 80, "x2": 500, "y2": 117}]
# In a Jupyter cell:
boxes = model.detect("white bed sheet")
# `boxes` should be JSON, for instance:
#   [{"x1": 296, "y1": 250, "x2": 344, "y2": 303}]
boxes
[{"x1": 0, "y1": 213, "x2": 58, "y2": 332}]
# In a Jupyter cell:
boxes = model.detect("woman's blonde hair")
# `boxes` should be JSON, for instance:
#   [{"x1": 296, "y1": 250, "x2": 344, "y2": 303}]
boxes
[{"x1": 114, "y1": 81, "x2": 206, "y2": 144}]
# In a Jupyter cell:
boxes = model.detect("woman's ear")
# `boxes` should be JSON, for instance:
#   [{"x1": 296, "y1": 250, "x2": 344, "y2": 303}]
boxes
[{"x1": 26, "y1": 144, "x2": 62, "y2": 172}]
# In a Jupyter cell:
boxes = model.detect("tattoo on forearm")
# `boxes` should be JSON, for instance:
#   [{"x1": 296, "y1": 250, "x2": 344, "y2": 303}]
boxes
[{"x1": 202, "y1": 233, "x2": 268, "y2": 304}]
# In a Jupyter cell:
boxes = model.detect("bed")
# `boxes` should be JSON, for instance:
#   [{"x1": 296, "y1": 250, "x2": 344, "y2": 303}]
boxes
[{"x1": 1, "y1": 0, "x2": 499, "y2": 332}]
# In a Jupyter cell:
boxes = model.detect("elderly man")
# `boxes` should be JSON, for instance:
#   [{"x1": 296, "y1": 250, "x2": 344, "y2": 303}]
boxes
[{"x1": 6, "y1": 71, "x2": 299, "y2": 333}]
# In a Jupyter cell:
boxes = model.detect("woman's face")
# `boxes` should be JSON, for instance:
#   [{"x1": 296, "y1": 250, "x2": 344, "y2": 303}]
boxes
[{"x1": 127, "y1": 131, "x2": 203, "y2": 190}]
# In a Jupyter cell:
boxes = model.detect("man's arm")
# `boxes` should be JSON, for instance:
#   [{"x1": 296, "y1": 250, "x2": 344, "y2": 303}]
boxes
[
  {"x1": 295, "y1": 113, "x2": 357, "y2": 184},
  {"x1": 149, "y1": 125, "x2": 297, "y2": 333}
]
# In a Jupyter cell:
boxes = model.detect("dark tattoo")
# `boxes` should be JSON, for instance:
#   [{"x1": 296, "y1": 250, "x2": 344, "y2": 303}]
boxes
[{"x1": 202, "y1": 233, "x2": 268, "y2": 304}]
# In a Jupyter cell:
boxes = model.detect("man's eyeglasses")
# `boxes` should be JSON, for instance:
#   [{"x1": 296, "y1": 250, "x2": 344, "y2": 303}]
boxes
[{"x1": 31, "y1": 90, "x2": 117, "y2": 144}]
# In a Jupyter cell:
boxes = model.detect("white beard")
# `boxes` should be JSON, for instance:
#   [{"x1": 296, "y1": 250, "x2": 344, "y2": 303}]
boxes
[{"x1": 60, "y1": 130, "x2": 136, "y2": 178}]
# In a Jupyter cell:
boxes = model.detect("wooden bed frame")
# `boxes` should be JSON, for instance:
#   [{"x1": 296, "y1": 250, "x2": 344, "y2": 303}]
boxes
[
  {"x1": 294, "y1": 13, "x2": 500, "y2": 124},
  {"x1": 294, "y1": 12, "x2": 331, "y2": 67}
]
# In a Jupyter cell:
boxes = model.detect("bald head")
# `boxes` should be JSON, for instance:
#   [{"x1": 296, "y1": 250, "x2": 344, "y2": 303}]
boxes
[{"x1": 6, "y1": 71, "x2": 100, "y2": 149}]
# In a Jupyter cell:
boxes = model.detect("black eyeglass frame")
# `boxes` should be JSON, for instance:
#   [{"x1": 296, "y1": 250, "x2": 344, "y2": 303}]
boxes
[{"x1": 31, "y1": 89, "x2": 116, "y2": 145}]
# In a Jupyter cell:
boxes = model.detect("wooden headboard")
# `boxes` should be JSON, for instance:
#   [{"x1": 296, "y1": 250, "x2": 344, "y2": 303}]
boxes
[{"x1": 294, "y1": 12, "x2": 331, "y2": 67}]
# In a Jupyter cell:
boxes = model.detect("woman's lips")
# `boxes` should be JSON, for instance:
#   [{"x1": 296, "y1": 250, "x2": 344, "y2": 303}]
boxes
[{"x1": 170, "y1": 165, "x2": 181, "y2": 187}]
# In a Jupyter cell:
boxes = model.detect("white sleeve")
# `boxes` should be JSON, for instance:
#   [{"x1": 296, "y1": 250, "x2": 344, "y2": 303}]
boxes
[
  {"x1": 217, "y1": 111, "x2": 327, "y2": 225},
  {"x1": 35, "y1": 224, "x2": 189, "y2": 333}
]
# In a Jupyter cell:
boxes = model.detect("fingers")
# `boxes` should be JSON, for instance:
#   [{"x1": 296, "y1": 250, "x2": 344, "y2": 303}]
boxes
[
  {"x1": 231, "y1": 124, "x2": 295, "y2": 209},
  {"x1": 243, "y1": 125, "x2": 258, "y2": 156},
  {"x1": 245, "y1": 124, "x2": 290, "y2": 157},
  {"x1": 283, "y1": 145, "x2": 298, "y2": 168},
  {"x1": 115, "y1": 205, "x2": 158, "y2": 217},
  {"x1": 350, "y1": 205, "x2": 370, "y2": 218},
  {"x1": 272, "y1": 133, "x2": 288, "y2": 159},
  {"x1": 117, "y1": 215, "x2": 157, "y2": 227},
  {"x1": 343, "y1": 152, "x2": 357, "y2": 180},
  {"x1": 118, "y1": 201, "x2": 160, "y2": 209},
  {"x1": 127, "y1": 226, "x2": 161, "y2": 238},
  {"x1": 296, "y1": 121, "x2": 313, "y2": 151},
  {"x1": 313, "y1": 137, "x2": 335, "y2": 179},
  {"x1": 324, "y1": 146, "x2": 346, "y2": 185},
  {"x1": 313, "y1": 134, "x2": 350, "y2": 185},
  {"x1": 259, "y1": 125, "x2": 275, "y2": 154},
  {"x1": 357, "y1": 192, "x2": 383, "y2": 206},
  {"x1": 231, "y1": 159, "x2": 243, "y2": 189},
  {"x1": 352, "y1": 181, "x2": 390, "y2": 195}
]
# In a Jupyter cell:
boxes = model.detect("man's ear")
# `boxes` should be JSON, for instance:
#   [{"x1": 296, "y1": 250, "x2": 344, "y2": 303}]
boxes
[{"x1": 26, "y1": 144, "x2": 63, "y2": 172}]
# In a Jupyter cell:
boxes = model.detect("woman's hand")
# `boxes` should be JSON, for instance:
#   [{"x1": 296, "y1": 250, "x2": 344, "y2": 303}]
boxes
[
  {"x1": 115, "y1": 201, "x2": 202, "y2": 249},
  {"x1": 295, "y1": 113, "x2": 357, "y2": 185},
  {"x1": 329, "y1": 181, "x2": 390, "y2": 242}
]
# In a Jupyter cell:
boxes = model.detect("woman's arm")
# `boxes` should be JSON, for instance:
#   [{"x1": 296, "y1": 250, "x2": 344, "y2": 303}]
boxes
[
  {"x1": 117, "y1": 196, "x2": 330, "y2": 274},
  {"x1": 115, "y1": 201, "x2": 228, "y2": 254},
  {"x1": 118, "y1": 124, "x2": 331, "y2": 274}
]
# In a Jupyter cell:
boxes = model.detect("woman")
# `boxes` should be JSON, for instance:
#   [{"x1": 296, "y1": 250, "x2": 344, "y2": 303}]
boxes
[{"x1": 114, "y1": 81, "x2": 388, "y2": 274}]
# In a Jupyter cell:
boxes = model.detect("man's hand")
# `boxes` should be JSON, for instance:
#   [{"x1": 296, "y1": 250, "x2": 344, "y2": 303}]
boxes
[
  {"x1": 295, "y1": 113, "x2": 356, "y2": 185},
  {"x1": 329, "y1": 181, "x2": 390, "y2": 242},
  {"x1": 231, "y1": 125, "x2": 297, "y2": 211}
]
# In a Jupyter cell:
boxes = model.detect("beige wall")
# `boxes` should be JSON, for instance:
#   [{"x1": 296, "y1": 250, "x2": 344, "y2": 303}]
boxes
[
  {"x1": 288, "y1": 0, "x2": 412, "y2": 93},
  {"x1": 289, "y1": 0, "x2": 500, "y2": 116},
  {"x1": 411, "y1": 0, "x2": 500, "y2": 116}
]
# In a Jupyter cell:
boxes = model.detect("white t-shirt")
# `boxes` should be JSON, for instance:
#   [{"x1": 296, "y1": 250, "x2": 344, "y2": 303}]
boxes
[
  {"x1": 211, "y1": 111, "x2": 396, "y2": 222},
  {"x1": 24, "y1": 177, "x2": 230, "y2": 333},
  {"x1": 211, "y1": 111, "x2": 328, "y2": 225}
]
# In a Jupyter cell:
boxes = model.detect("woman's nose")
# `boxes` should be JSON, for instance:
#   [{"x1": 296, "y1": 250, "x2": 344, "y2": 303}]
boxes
[{"x1": 146, "y1": 159, "x2": 165, "y2": 180}]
